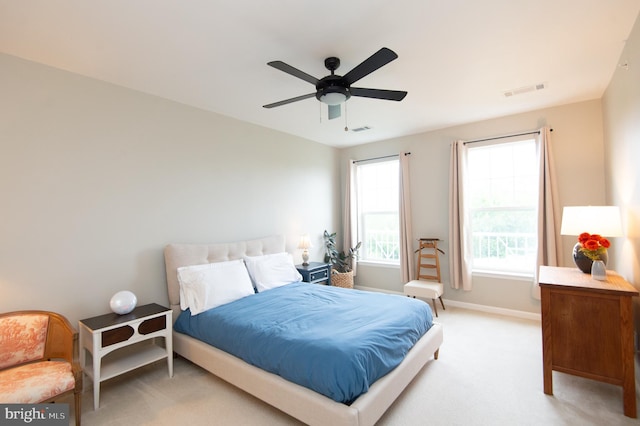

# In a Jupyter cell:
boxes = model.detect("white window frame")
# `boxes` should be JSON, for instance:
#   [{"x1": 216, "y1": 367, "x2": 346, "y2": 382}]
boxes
[
  {"x1": 354, "y1": 158, "x2": 400, "y2": 266},
  {"x1": 464, "y1": 136, "x2": 539, "y2": 277}
]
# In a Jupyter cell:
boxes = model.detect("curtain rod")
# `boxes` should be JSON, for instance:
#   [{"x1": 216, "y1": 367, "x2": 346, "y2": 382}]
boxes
[
  {"x1": 463, "y1": 128, "x2": 553, "y2": 145},
  {"x1": 353, "y1": 152, "x2": 411, "y2": 164}
]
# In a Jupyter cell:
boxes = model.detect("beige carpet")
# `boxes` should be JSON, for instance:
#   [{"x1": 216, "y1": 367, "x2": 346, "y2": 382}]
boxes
[{"x1": 66, "y1": 307, "x2": 640, "y2": 425}]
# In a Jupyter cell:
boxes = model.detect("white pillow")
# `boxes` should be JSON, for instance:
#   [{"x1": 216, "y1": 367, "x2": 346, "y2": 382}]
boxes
[
  {"x1": 177, "y1": 259, "x2": 255, "y2": 315},
  {"x1": 243, "y1": 252, "x2": 302, "y2": 292}
]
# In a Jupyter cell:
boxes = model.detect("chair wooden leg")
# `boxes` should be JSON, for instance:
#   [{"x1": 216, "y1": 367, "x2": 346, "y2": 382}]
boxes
[
  {"x1": 75, "y1": 390, "x2": 81, "y2": 426},
  {"x1": 439, "y1": 296, "x2": 446, "y2": 310},
  {"x1": 431, "y1": 299, "x2": 439, "y2": 317}
]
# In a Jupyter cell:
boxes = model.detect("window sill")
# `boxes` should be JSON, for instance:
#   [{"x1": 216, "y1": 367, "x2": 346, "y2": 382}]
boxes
[
  {"x1": 357, "y1": 261, "x2": 400, "y2": 269},
  {"x1": 472, "y1": 270, "x2": 534, "y2": 281}
]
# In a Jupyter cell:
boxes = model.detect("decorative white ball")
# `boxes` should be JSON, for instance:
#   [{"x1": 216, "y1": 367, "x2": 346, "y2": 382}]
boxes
[{"x1": 110, "y1": 291, "x2": 137, "y2": 315}]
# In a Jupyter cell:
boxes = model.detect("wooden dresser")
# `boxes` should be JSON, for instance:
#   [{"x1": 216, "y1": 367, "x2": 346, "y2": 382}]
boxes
[{"x1": 539, "y1": 266, "x2": 638, "y2": 418}]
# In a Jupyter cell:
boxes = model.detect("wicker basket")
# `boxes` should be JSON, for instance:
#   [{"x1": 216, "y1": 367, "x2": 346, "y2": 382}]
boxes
[{"x1": 331, "y1": 270, "x2": 354, "y2": 288}]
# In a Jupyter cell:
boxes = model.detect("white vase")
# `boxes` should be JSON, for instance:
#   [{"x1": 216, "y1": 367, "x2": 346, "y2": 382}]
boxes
[{"x1": 591, "y1": 260, "x2": 607, "y2": 281}]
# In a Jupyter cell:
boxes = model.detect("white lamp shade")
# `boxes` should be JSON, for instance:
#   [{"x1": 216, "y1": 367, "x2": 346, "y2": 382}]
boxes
[
  {"x1": 298, "y1": 234, "x2": 312, "y2": 249},
  {"x1": 560, "y1": 206, "x2": 623, "y2": 237}
]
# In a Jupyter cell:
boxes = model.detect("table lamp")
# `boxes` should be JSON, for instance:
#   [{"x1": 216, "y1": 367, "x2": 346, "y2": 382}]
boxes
[
  {"x1": 298, "y1": 234, "x2": 311, "y2": 266},
  {"x1": 560, "y1": 206, "x2": 623, "y2": 274}
]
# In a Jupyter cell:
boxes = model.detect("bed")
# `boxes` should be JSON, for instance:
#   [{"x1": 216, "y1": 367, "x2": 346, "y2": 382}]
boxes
[{"x1": 164, "y1": 235, "x2": 443, "y2": 426}]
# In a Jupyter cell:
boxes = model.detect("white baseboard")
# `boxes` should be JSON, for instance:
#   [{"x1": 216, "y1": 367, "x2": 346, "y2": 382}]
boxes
[
  {"x1": 355, "y1": 285, "x2": 541, "y2": 322},
  {"x1": 354, "y1": 285, "x2": 402, "y2": 295},
  {"x1": 442, "y1": 299, "x2": 541, "y2": 321}
]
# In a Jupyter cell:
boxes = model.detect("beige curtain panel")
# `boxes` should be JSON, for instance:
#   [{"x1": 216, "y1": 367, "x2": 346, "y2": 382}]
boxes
[
  {"x1": 399, "y1": 152, "x2": 414, "y2": 283},
  {"x1": 532, "y1": 126, "x2": 560, "y2": 299},
  {"x1": 343, "y1": 159, "x2": 358, "y2": 276},
  {"x1": 448, "y1": 140, "x2": 473, "y2": 291}
]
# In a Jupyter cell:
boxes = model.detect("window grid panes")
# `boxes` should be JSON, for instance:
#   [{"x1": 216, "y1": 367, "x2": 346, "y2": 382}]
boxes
[
  {"x1": 467, "y1": 139, "x2": 538, "y2": 274},
  {"x1": 356, "y1": 159, "x2": 400, "y2": 264}
]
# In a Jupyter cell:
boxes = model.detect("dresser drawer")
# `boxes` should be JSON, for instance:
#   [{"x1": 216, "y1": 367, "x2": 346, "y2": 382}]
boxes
[
  {"x1": 100, "y1": 315, "x2": 166, "y2": 347},
  {"x1": 102, "y1": 325, "x2": 134, "y2": 347},
  {"x1": 139, "y1": 316, "x2": 166, "y2": 335},
  {"x1": 309, "y1": 269, "x2": 329, "y2": 282}
]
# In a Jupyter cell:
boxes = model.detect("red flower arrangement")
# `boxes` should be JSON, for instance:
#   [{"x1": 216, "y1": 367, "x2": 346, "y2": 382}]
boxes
[{"x1": 577, "y1": 232, "x2": 611, "y2": 261}]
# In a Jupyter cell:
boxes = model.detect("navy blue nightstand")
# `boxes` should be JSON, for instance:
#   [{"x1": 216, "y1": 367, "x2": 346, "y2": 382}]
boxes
[{"x1": 296, "y1": 262, "x2": 332, "y2": 285}]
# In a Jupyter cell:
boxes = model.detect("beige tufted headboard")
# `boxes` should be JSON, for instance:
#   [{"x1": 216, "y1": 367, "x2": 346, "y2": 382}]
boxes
[{"x1": 164, "y1": 235, "x2": 286, "y2": 321}]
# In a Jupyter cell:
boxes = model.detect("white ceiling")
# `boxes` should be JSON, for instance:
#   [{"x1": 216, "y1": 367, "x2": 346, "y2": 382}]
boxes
[{"x1": 1, "y1": 1, "x2": 638, "y2": 147}]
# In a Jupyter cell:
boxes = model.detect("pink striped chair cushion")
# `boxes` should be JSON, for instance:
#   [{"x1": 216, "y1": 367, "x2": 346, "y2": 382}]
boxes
[
  {"x1": 0, "y1": 314, "x2": 48, "y2": 370},
  {"x1": 0, "y1": 361, "x2": 75, "y2": 403}
]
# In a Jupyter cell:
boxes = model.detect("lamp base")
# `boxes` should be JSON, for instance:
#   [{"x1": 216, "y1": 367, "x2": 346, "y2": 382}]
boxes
[{"x1": 302, "y1": 250, "x2": 309, "y2": 266}]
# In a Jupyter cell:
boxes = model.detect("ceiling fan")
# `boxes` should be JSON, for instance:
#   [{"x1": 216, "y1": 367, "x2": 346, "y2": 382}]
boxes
[{"x1": 263, "y1": 47, "x2": 407, "y2": 120}]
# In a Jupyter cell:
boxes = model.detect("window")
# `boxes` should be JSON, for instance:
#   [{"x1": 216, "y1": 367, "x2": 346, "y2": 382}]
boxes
[
  {"x1": 466, "y1": 138, "x2": 538, "y2": 275},
  {"x1": 355, "y1": 159, "x2": 399, "y2": 264}
]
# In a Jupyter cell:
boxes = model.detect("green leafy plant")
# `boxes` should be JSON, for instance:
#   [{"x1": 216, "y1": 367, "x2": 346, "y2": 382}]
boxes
[{"x1": 323, "y1": 230, "x2": 361, "y2": 273}]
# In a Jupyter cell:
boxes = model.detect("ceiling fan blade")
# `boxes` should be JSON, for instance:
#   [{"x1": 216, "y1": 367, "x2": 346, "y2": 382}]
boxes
[
  {"x1": 342, "y1": 48, "x2": 399, "y2": 85},
  {"x1": 351, "y1": 87, "x2": 407, "y2": 101},
  {"x1": 328, "y1": 104, "x2": 341, "y2": 120},
  {"x1": 263, "y1": 93, "x2": 316, "y2": 108},
  {"x1": 267, "y1": 61, "x2": 319, "y2": 85}
]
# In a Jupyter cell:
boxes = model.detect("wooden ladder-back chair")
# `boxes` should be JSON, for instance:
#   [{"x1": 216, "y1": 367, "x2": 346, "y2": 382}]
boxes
[
  {"x1": 0, "y1": 310, "x2": 82, "y2": 426},
  {"x1": 403, "y1": 239, "x2": 446, "y2": 316}
]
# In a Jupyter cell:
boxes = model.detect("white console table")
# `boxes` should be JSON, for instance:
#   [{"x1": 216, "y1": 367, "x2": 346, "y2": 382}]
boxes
[{"x1": 79, "y1": 303, "x2": 173, "y2": 409}]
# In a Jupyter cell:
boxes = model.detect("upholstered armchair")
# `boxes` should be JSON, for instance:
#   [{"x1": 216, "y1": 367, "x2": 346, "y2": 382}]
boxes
[{"x1": 0, "y1": 310, "x2": 82, "y2": 426}]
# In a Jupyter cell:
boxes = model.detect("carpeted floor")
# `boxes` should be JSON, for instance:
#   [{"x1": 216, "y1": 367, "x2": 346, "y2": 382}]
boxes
[{"x1": 67, "y1": 307, "x2": 640, "y2": 425}]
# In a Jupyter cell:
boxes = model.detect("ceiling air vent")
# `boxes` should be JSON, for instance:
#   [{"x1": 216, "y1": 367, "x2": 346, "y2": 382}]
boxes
[
  {"x1": 504, "y1": 82, "x2": 547, "y2": 97},
  {"x1": 351, "y1": 126, "x2": 371, "y2": 132}
]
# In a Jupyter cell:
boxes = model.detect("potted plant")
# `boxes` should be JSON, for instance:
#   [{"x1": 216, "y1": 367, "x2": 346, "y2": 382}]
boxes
[{"x1": 323, "y1": 230, "x2": 361, "y2": 288}]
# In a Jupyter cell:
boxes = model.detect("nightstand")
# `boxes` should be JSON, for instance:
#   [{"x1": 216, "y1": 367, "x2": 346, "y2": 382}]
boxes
[
  {"x1": 539, "y1": 266, "x2": 638, "y2": 418},
  {"x1": 79, "y1": 303, "x2": 173, "y2": 410},
  {"x1": 296, "y1": 262, "x2": 332, "y2": 285}
]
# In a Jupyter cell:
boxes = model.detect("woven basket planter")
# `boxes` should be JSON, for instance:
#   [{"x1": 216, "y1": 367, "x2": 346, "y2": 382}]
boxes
[{"x1": 331, "y1": 270, "x2": 354, "y2": 288}]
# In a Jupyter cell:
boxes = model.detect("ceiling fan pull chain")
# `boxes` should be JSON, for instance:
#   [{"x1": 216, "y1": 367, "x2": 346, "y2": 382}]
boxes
[{"x1": 344, "y1": 102, "x2": 349, "y2": 132}]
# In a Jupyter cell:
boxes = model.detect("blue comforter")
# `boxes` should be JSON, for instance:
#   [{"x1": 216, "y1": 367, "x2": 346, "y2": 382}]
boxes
[{"x1": 174, "y1": 282, "x2": 433, "y2": 403}]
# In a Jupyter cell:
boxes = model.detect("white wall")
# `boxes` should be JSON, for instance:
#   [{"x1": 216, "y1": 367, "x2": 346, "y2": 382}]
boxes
[
  {"x1": 340, "y1": 99, "x2": 606, "y2": 313},
  {"x1": 0, "y1": 54, "x2": 340, "y2": 324},
  {"x1": 602, "y1": 13, "x2": 640, "y2": 335},
  {"x1": 1, "y1": 40, "x2": 626, "y2": 322}
]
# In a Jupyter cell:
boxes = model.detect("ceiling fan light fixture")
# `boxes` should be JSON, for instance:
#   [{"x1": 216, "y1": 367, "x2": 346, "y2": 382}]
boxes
[{"x1": 320, "y1": 92, "x2": 347, "y2": 105}]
